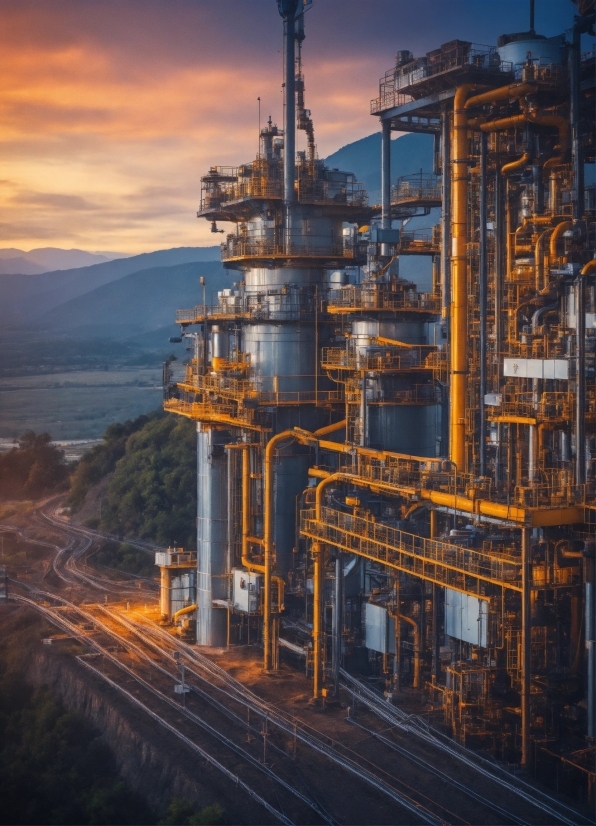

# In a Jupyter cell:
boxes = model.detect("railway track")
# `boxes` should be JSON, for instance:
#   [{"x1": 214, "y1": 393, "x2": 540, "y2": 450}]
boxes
[{"x1": 4, "y1": 502, "x2": 591, "y2": 825}]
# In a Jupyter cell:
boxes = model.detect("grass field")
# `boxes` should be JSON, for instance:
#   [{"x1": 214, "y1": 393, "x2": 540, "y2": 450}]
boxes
[{"x1": 0, "y1": 368, "x2": 163, "y2": 439}]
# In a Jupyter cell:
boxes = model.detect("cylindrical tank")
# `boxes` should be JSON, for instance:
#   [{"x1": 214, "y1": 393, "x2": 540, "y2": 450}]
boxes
[
  {"x1": 243, "y1": 323, "x2": 318, "y2": 392},
  {"x1": 352, "y1": 318, "x2": 440, "y2": 456},
  {"x1": 196, "y1": 424, "x2": 229, "y2": 647},
  {"x1": 497, "y1": 33, "x2": 564, "y2": 68}
]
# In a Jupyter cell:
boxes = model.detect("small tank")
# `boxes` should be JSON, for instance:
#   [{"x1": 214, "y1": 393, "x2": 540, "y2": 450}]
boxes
[{"x1": 497, "y1": 32, "x2": 565, "y2": 69}]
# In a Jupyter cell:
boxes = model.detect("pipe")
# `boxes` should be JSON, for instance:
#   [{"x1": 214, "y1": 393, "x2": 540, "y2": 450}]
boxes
[
  {"x1": 280, "y1": 0, "x2": 298, "y2": 248},
  {"x1": 450, "y1": 84, "x2": 477, "y2": 471},
  {"x1": 479, "y1": 130, "x2": 488, "y2": 477},
  {"x1": 441, "y1": 106, "x2": 451, "y2": 320},
  {"x1": 160, "y1": 567, "x2": 171, "y2": 618},
  {"x1": 332, "y1": 554, "x2": 343, "y2": 698},
  {"x1": 312, "y1": 541, "x2": 323, "y2": 699},
  {"x1": 534, "y1": 229, "x2": 553, "y2": 291},
  {"x1": 576, "y1": 271, "x2": 586, "y2": 485},
  {"x1": 399, "y1": 614, "x2": 421, "y2": 689},
  {"x1": 381, "y1": 118, "x2": 391, "y2": 256},
  {"x1": 570, "y1": 21, "x2": 584, "y2": 222},
  {"x1": 464, "y1": 83, "x2": 538, "y2": 111},
  {"x1": 581, "y1": 259, "x2": 596, "y2": 277},
  {"x1": 314, "y1": 419, "x2": 346, "y2": 438},
  {"x1": 264, "y1": 430, "x2": 299, "y2": 669},
  {"x1": 586, "y1": 557, "x2": 596, "y2": 738},
  {"x1": 521, "y1": 527, "x2": 531, "y2": 767},
  {"x1": 241, "y1": 445, "x2": 265, "y2": 575},
  {"x1": 501, "y1": 151, "x2": 531, "y2": 176},
  {"x1": 174, "y1": 603, "x2": 197, "y2": 621},
  {"x1": 549, "y1": 220, "x2": 573, "y2": 259}
]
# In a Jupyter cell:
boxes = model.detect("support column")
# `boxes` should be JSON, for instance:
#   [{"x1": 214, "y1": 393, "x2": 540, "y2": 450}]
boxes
[
  {"x1": 521, "y1": 527, "x2": 531, "y2": 767},
  {"x1": 160, "y1": 567, "x2": 171, "y2": 619},
  {"x1": 586, "y1": 557, "x2": 595, "y2": 738},
  {"x1": 196, "y1": 425, "x2": 229, "y2": 647}
]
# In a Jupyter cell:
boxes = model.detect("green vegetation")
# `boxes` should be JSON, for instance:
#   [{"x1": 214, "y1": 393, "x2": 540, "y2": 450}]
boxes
[
  {"x1": 0, "y1": 614, "x2": 224, "y2": 825},
  {"x1": 70, "y1": 410, "x2": 197, "y2": 549},
  {"x1": 92, "y1": 540, "x2": 156, "y2": 578},
  {"x1": 0, "y1": 615, "x2": 153, "y2": 825},
  {"x1": 0, "y1": 431, "x2": 69, "y2": 499},
  {"x1": 158, "y1": 799, "x2": 224, "y2": 825}
]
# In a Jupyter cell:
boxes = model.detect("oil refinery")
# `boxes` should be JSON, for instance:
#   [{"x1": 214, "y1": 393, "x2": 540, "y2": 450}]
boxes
[{"x1": 160, "y1": 0, "x2": 596, "y2": 791}]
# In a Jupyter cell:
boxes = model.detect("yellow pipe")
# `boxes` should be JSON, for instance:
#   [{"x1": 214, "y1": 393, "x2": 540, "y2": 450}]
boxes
[
  {"x1": 173, "y1": 603, "x2": 197, "y2": 621},
  {"x1": 399, "y1": 614, "x2": 421, "y2": 688},
  {"x1": 241, "y1": 445, "x2": 265, "y2": 574},
  {"x1": 501, "y1": 151, "x2": 531, "y2": 176},
  {"x1": 581, "y1": 259, "x2": 596, "y2": 276},
  {"x1": 450, "y1": 84, "x2": 476, "y2": 471},
  {"x1": 464, "y1": 82, "x2": 538, "y2": 111},
  {"x1": 549, "y1": 220, "x2": 573, "y2": 259},
  {"x1": 535, "y1": 228, "x2": 553, "y2": 291},
  {"x1": 312, "y1": 540, "x2": 323, "y2": 699},
  {"x1": 314, "y1": 419, "x2": 346, "y2": 437},
  {"x1": 264, "y1": 431, "x2": 295, "y2": 669}
]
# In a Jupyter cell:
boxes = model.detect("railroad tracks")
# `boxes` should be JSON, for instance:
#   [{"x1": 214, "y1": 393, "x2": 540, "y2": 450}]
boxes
[{"x1": 4, "y1": 501, "x2": 592, "y2": 825}]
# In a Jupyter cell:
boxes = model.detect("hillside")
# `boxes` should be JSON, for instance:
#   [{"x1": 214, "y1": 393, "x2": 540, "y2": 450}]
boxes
[
  {"x1": 0, "y1": 246, "x2": 220, "y2": 325},
  {"x1": 35, "y1": 260, "x2": 230, "y2": 339},
  {"x1": 324, "y1": 132, "x2": 434, "y2": 206},
  {"x1": 0, "y1": 247, "x2": 125, "y2": 272}
]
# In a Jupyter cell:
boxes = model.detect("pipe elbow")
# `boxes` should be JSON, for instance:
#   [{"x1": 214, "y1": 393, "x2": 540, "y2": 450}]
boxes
[
  {"x1": 501, "y1": 151, "x2": 531, "y2": 176},
  {"x1": 581, "y1": 259, "x2": 596, "y2": 277},
  {"x1": 173, "y1": 603, "x2": 197, "y2": 621},
  {"x1": 549, "y1": 221, "x2": 573, "y2": 258}
]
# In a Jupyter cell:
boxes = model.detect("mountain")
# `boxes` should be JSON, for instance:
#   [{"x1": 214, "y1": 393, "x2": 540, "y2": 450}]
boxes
[
  {"x1": 0, "y1": 247, "x2": 120, "y2": 272},
  {"x1": 324, "y1": 132, "x2": 435, "y2": 206},
  {"x1": 0, "y1": 257, "x2": 46, "y2": 275},
  {"x1": 35, "y1": 260, "x2": 230, "y2": 339},
  {"x1": 0, "y1": 246, "x2": 221, "y2": 325}
]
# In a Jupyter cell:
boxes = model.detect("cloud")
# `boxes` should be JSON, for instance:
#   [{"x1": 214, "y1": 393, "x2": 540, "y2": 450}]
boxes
[{"x1": 0, "y1": 0, "x2": 578, "y2": 253}]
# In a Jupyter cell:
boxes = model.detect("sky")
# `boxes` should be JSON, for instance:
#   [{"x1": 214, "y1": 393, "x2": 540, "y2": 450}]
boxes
[{"x1": 0, "y1": 0, "x2": 581, "y2": 254}]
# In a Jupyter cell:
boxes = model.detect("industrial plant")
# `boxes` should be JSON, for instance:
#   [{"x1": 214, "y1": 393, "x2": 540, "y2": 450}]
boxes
[{"x1": 160, "y1": 0, "x2": 596, "y2": 790}]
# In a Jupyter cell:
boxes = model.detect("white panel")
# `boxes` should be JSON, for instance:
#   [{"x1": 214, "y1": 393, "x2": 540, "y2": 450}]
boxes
[
  {"x1": 503, "y1": 358, "x2": 568, "y2": 380},
  {"x1": 365, "y1": 602, "x2": 395, "y2": 654},
  {"x1": 445, "y1": 588, "x2": 488, "y2": 647},
  {"x1": 233, "y1": 569, "x2": 261, "y2": 613}
]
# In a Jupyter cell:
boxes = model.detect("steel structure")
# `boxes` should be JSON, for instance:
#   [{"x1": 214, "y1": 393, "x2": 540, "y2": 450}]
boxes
[{"x1": 161, "y1": 0, "x2": 596, "y2": 790}]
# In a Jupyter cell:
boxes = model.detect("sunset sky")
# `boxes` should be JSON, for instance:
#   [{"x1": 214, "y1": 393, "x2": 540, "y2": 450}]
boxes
[{"x1": 0, "y1": 0, "x2": 578, "y2": 254}]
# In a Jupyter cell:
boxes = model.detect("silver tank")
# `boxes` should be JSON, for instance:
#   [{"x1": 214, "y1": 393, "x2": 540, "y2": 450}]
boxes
[
  {"x1": 352, "y1": 319, "x2": 440, "y2": 457},
  {"x1": 196, "y1": 424, "x2": 229, "y2": 647}
]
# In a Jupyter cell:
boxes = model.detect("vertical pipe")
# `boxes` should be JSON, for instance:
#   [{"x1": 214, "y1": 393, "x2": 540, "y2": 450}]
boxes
[
  {"x1": 312, "y1": 541, "x2": 323, "y2": 699},
  {"x1": 394, "y1": 576, "x2": 401, "y2": 693},
  {"x1": 576, "y1": 274, "x2": 586, "y2": 485},
  {"x1": 227, "y1": 446, "x2": 234, "y2": 599},
  {"x1": 381, "y1": 118, "x2": 391, "y2": 257},
  {"x1": 333, "y1": 554, "x2": 343, "y2": 698},
  {"x1": 441, "y1": 107, "x2": 452, "y2": 319},
  {"x1": 450, "y1": 85, "x2": 474, "y2": 471},
  {"x1": 160, "y1": 567, "x2": 171, "y2": 619},
  {"x1": 282, "y1": 2, "x2": 297, "y2": 248},
  {"x1": 360, "y1": 374, "x2": 367, "y2": 447},
  {"x1": 570, "y1": 22, "x2": 584, "y2": 224},
  {"x1": 521, "y1": 527, "x2": 531, "y2": 767},
  {"x1": 586, "y1": 558, "x2": 595, "y2": 738},
  {"x1": 479, "y1": 131, "x2": 488, "y2": 477}
]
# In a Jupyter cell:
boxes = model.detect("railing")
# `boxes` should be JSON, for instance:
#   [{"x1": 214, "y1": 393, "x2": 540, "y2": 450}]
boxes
[
  {"x1": 327, "y1": 286, "x2": 440, "y2": 314},
  {"x1": 171, "y1": 371, "x2": 344, "y2": 408},
  {"x1": 164, "y1": 398, "x2": 267, "y2": 431},
  {"x1": 301, "y1": 506, "x2": 522, "y2": 594},
  {"x1": 321, "y1": 346, "x2": 436, "y2": 373},
  {"x1": 392, "y1": 173, "x2": 442, "y2": 205},
  {"x1": 371, "y1": 45, "x2": 513, "y2": 112},
  {"x1": 399, "y1": 225, "x2": 441, "y2": 254},
  {"x1": 200, "y1": 159, "x2": 367, "y2": 212},
  {"x1": 345, "y1": 381, "x2": 440, "y2": 405},
  {"x1": 221, "y1": 237, "x2": 361, "y2": 262}
]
